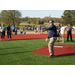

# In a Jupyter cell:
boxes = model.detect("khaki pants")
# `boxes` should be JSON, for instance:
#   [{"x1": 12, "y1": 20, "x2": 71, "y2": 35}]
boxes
[{"x1": 48, "y1": 37, "x2": 57, "y2": 55}]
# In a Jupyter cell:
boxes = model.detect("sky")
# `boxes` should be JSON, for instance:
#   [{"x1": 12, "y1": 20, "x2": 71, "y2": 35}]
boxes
[{"x1": 0, "y1": 10, "x2": 65, "y2": 18}]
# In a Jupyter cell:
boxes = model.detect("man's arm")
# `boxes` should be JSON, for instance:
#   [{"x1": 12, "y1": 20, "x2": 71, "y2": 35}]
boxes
[
  {"x1": 45, "y1": 25, "x2": 55, "y2": 30},
  {"x1": 66, "y1": 27, "x2": 69, "y2": 31},
  {"x1": 63, "y1": 28, "x2": 65, "y2": 34},
  {"x1": 71, "y1": 26, "x2": 73, "y2": 30}
]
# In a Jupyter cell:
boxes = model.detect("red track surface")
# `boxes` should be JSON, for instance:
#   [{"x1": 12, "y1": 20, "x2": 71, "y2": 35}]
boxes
[
  {"x1": 3, "y1": 34, "x2": 75, "y2": 41},
  {"x1": 32, "y1": 45, "x2": 75, "y2": 56}
]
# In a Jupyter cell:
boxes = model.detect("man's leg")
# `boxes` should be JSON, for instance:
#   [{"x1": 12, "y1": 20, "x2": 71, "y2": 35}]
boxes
[
  {"x1": 3, "y1": 32, "x2": 5, "y2": 41},
  {"x1": 48, "y1": 37, "x2": 57, "y2": 56},
  {"x1": 57, "y1": 37, "x2": 59, "y2": 42},
  {"x1": 62, "y1": 37, "x2": 64, "y2": 42},
  {"x1": 67, "y1": 31, "x2": 69, "y2": 41},
  {"x1": 1, "y1": 32, "x2": 3, "y2": 41},
  {"x1": 70, "y1": 32, "x2": 72, "y2": 41},
  {"x1": 62, "y1": 35, "x2": 64, "y2": 43},
  {"x1": 60, "y1": 34, "x2": 62, "y2": 42},
  {"x1": 7, "y1": 35, "x2": 9, "y2": 40},
  {"x1": 57, "y1": 32, "x2": 59, "y2": 42}
]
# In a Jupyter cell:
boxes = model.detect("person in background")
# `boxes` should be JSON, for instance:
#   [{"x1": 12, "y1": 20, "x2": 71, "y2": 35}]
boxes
[
  {"x1": 66, "y1": 23, "x2": 73, "y2": 42},
  {"x1": 45, "y1": 20, "x2": 57, "y2": 57},
  {"x1": 57, "y1": 23, "x2": 61, "y2": 42},
  {"x1": 1, "y1": 24, "x2": 6, "y2": 41},
  {"x1": 34, "y1": 26, "x2": 37, "y2": 34},
  {"x1": 60, "y1": 24, "x2": 65, "y2": 43},
  {"x1": 37, "y1": 27, "x2": 39, "y2": 34},
  {"x1": 7, "y1": 24, "x2": 12, "y2": 40},
  {"x1": 0, "y1": 24, "x2": 2, "y2": 41},
  {"x1": 22, "y1": 27, "x2": 26, "y2": 34},
  {"x1": 39, "y1": 26, "x2": 42, "y2": 34},
  {"x1": 15, "y1": 28, "x2": 17, "y2": 35},
  {"x1": 12, "y1": 25, "x2": 16, "y2": 34}
]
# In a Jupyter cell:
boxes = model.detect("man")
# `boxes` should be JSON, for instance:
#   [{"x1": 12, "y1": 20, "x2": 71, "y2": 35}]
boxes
[
  {"x1": 45, "y1": 20, "x2": 57, "y2": 57},
  {"x1": 57, "y1": 23, "x2": 61, "y2": 42},
  {"x1": 60, "y1": 24, "x2": 65, "y2": 43},
  {"x1": 66, "y1": 23, "x2": 72, "y2": 42}
]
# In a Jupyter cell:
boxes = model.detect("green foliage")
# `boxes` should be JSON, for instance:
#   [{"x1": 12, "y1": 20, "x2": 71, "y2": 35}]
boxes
[
  {"x1": 61, "y1": 10, "x2": 75, "y2": 25},
  {"x1": 25, "y1": 16, "x2": 29, "y2": 21},
  {"x1": 21, "y1": 16, "x2": 62, "y2": 25},
  {"x1": 27, "y1": 17, "x2": 44, "y2": 25},
  {"x1": 39, "y1": 20, "x2": 44, "y2": 24},
  {"x1": 0, "y1": 10, "x2": 21, "y2": 26},
  {"x1": 0, "y1": 10, "x2": 62, "y2": 26}
]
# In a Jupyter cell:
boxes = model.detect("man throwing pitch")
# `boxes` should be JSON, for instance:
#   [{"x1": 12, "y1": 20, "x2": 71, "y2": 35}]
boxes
[{"x1": 45, "y1": 20, "x2": 57, "y2": 57}]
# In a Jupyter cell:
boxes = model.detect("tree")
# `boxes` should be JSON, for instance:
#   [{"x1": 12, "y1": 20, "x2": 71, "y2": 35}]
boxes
[
  {"x1": 38, "y1": 19, "x2": 44, "y2": 24},
  {"x1": 61, "y1": 10, "x2": 75, "y2": 25},
  {"x1": 0, "y1": 10, "x2": 21, "y2": 26},
  {"x1": 25, "y1": 16, "x2": 29, "y2": 21},
  {"x1": 28, "y1": 18, "x2": 32, "y2": 24},
  {"x1": 32, "y1": 18, "x2": 37, "y2": 24},
  {"x1": 44, "y1": 17, "x2": 50, "y2": 22}
]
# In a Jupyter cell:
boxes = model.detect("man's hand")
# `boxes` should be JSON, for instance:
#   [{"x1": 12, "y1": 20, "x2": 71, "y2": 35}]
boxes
[
  {"x1": 46, "y1": 38, "x2": 48, "y2": 41},
  {"x1": 57, "y1": 30, "x2": 59, "y2": 32},
  {"x1": 67, "y1": 29, "x2": 69, "y2": 31}
]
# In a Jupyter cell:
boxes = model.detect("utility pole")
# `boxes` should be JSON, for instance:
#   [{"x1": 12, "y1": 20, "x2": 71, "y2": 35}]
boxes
[{"x1": 49, "y1": 14, "x2": 51, "y2": 20}]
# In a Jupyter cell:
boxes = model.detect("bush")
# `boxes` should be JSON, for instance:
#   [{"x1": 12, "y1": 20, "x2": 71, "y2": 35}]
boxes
[{"x1": 39, "y1": 20, "x2": 44, "y2": 24}]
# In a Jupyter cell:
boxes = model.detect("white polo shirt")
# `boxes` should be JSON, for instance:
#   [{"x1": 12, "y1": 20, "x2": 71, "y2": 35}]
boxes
[{"x1": 61, "y1": 27, "x2": 65, "y2": 34}]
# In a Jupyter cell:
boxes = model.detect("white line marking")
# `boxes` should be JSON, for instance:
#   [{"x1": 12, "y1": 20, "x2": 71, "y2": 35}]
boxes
[{"x1": 54, "y1": 46, "x2": 63, "y2": 48}]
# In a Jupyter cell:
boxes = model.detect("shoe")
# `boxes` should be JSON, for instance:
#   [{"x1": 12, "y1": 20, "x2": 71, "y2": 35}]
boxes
[
  {"x1": 71, "y1": 40, "x2": 73, "y2": 42},
  {"x1": 61, "y1": 41, "x2": 64, "y2": 43},
  {"x1": 57, "y1": 40, "x2": 59, "y2": 42},
  {"x1": 48, "y1": 55, "x2": 54, "y2": 57},
  {"x1": 67, "y1": 40, "x2": 69, "y2": 42}
]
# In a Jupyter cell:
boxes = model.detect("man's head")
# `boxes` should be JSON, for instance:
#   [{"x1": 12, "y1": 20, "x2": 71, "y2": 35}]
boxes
[
  {"x1": 2, "y1": 24, "x2": 4, "y2": 27},
  {"x1": 8, "y1": 24, "x2": 10, "y2": 27},
  {"x1": 68, "y1": 23, "x2": 71, "y2": 26},
  {"x1": 58, "y1": 23, "x2": 60, "y2": 26},
  {"x1": 49, "y1": 20, "x2": 54, "y2": 26},
  {"x1": 61, "y1": 24, "x2": 63, "y2": 27}
]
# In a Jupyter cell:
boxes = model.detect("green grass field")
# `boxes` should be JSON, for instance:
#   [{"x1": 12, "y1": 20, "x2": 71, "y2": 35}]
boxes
[{"x1": 0, "y1": 38, "x2": 75, "y2": 65}]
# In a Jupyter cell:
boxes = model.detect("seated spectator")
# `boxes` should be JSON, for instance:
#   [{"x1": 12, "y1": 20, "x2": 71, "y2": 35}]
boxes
[
  {"x1": 15, "y1": 28, "x2": 17, "y2": 35},
  {"x1": 12, "y1": 25, "x2": 16, "y2": 34},
  {"x1": 20, "y1": 31, "x2": 23, "y2": 34}
]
